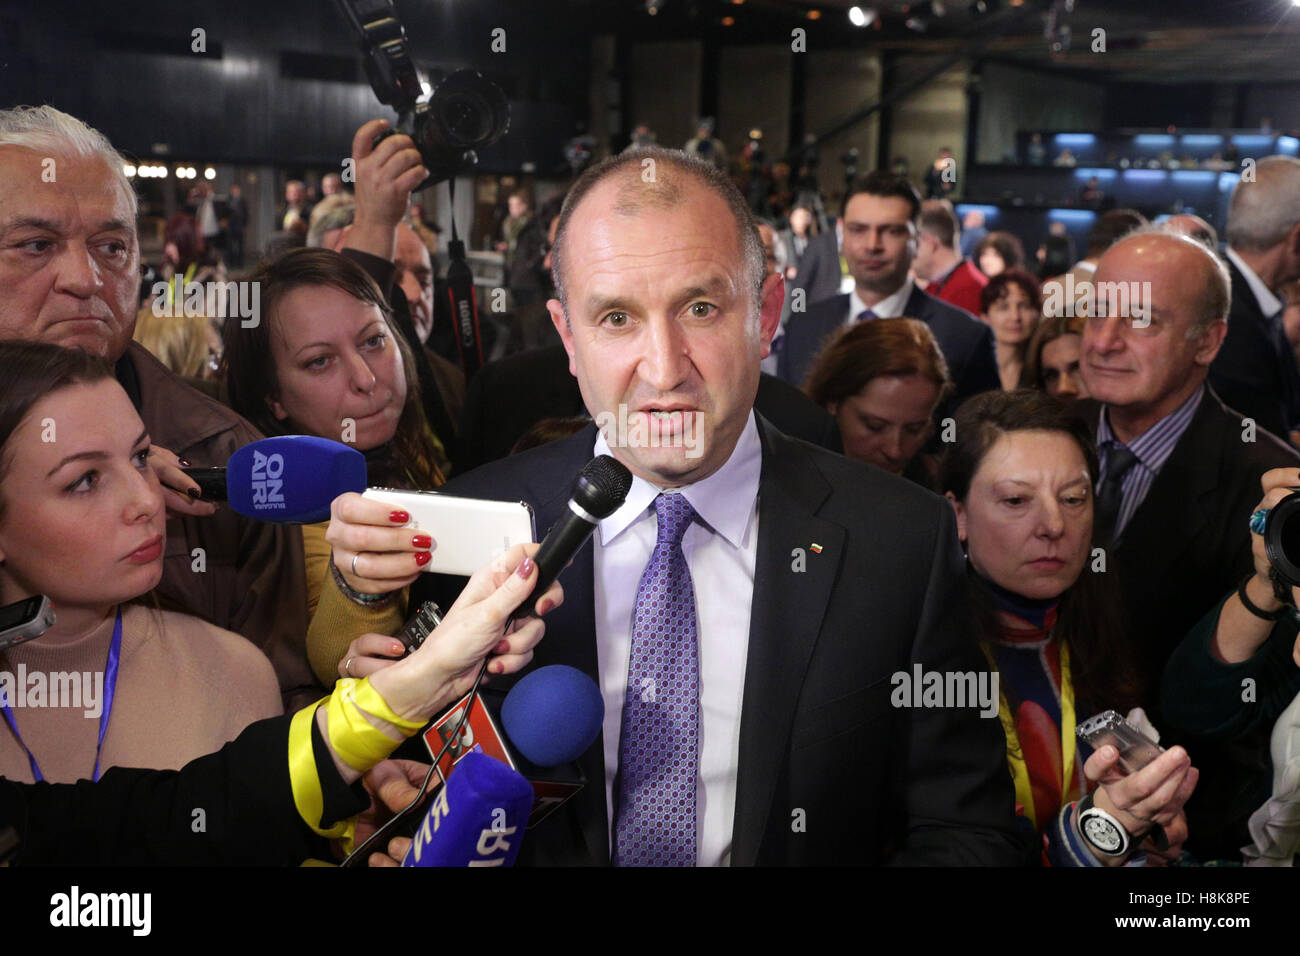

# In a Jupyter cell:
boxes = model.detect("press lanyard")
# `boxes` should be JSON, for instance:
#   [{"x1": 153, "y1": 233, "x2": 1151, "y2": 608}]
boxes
[
  {"x1": 983, "y1": 639, "x2": 1075, "y2": 832},
  {"x1": 0, "y1": 606, "x2": 123, "y2": 783}
]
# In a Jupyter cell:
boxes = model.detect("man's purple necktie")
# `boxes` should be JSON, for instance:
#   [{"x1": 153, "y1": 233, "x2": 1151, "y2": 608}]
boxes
[
  {"x1": 857, "y1": 308, "x2": 878, "y2": 322},
  {"x1": 613, "y1": 492, "x2": 700, "y2": 866}
]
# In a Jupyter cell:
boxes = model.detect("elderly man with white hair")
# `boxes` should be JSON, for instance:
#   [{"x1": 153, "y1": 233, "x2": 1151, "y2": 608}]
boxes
[
  {"x1": 0, "y1": 105, "x2": 315, "y2": 707},
  {"x1": 1210, "y1": 155, "x2": 1300, "y2": 442}
]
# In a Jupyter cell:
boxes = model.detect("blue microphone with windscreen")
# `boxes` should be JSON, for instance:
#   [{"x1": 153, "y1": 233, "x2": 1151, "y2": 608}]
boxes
[{"x1": 185, "y1": 435, "x2": 367, "y2": 524}]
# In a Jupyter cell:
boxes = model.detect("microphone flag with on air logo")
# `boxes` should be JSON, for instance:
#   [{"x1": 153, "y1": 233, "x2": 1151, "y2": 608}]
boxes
[
  {"x1": 424, "y1": 665, "x2": 604, "y2": 829},
  {"x1": 401, "y1": 751, "x2": 534, "y2": 867},
  {"x1": 224, "y1": 435, "x2": 367, "y2": 524}
]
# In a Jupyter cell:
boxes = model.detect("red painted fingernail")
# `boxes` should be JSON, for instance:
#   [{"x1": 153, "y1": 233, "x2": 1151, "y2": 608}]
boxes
[
  {"x1": 414, "y1": 551, "x2": 431, "y2": 566},
  {"x1": 389, "y1": 510, "x2": 410, "y2": 523},
  {"x1": 537, "y1": 598, "x2": 554, "y2": 615},
  {"x1": 494, "y1": 639, "x2": 511, "y2": 654},
  {"x1": 391, "y1": 642, "x2": 404, "y2": 655},
  {"x1": 516, "y1": 556, "x2": 535, "y2": 579},
  {"x1": 412, "y1": 534, "x2": 432, "y2": 549}
]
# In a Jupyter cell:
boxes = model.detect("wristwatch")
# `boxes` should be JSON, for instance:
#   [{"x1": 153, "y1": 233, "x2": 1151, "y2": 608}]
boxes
[{"x1": 1076, "y1": 792, "x2": 1132, "y2": 859}]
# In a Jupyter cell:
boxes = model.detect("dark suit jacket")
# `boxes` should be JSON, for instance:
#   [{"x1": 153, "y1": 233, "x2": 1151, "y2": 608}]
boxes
[
  {"x1": 1083, "y1": 386, "x2": 1300, "y2": 697},
  {"x1": 1208, "y1": 257, "x2": 1300, "y2": 441},
  {"x1": 787, "y1": 229, "x2": 843, "y2": 308},
  {"x1": 777, "y1": 288, "x2": 1000, "y2": 411},
  {"x1": 413, "y1": 418, "x2": 1024, "y2": 865},
  {"x1": 1083, "y1": 386, "x2": 1300, "y2": 859},
  {"x1": 457, "y1": 344, "x2": 843, "y2": 472}
]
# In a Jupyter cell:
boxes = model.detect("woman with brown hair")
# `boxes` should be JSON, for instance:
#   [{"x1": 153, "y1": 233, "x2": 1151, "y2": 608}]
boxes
[
  {"x1": 805, "y1": 317, "x2": 951, "y2": 488},
  {"x1": 940, "y1": 389, "x2": 1197, "y2": 865},
  {"x1": 980, "y1": 268, "x2": 1043, "y2": 391},
  {"x1": 222, "y1": 248, "x2": 446, "y2": 684},
  {"x1": 1019, "y1": 311, "x2": 1089, "y2": 400},
  {"x1": 0, "y1": 342, "x2": 280, "y2": 784}
]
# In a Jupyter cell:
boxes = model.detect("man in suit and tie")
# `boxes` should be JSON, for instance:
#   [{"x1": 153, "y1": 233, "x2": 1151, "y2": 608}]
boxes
[
  {"x1": 1209, "y1": 155, "x2": 1300, "y2": 443},
  {"x1": 413, "y1": 147, "x2": 1023, "y2": 866},
  {"x1": 777, "y1": 171, "x2": 999, "y2": 407},
  {"x1": 1077, "y1": 228, "x2": 1300, "y2": 859}
]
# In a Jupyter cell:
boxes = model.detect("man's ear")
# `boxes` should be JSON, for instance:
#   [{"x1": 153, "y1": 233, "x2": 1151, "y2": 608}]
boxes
[
  {"x1": 758, "y1": 272, "x2": 785, "y2": 359},
  {"x1": 945, "y1": 490, "x2": 968, "y2": 543},
  {"x1": 547, "y1": 298, "x2": 578, "y2": 377},
  {"x1": 1193, "y1": 318, "x2": 1229, "y2": 366}
]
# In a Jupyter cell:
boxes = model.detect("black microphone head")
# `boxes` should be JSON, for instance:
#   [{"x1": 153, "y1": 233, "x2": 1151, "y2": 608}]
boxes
[{"x1": 573, "y1": 455, "x2": 632, "y2": 520}]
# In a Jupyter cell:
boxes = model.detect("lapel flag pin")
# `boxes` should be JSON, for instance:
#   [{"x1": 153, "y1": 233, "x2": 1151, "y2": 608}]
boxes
[{"x1": 810, "y1": 543, "x2": 823, "y2": 554}]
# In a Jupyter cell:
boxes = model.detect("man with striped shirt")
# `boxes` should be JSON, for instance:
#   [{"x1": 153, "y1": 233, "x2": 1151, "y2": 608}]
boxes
[{"x1": 1082, "y1": 229, "x2": 1299, "y2": 690}]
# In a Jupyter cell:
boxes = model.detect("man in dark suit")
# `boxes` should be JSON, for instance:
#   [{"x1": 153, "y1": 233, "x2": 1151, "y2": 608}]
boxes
[
  {"x1": 778, "y1": 172, "x2": 999, "y2": 406},
  {"x1": 785, "y1": 224, "x2": 843, "y2": 310},
  {"x1": 457, "y1": 343, "x2": 842, "y2": 471},
  {"x1": 413, "y1": 147, "x2": 1023, "y2": 866},
  {"x1": 1209, "y1": 156, "x2": 1300, "y2": 442},
  {"x1": 1078, "y1": 229, "x2": 1300, "y2": 859}
]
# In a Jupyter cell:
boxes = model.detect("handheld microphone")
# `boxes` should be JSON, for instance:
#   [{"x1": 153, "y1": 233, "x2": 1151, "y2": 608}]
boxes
[
  {"x1": 521, "y1": 454, "x2": 632, "y2": 618},
  {"x1": 182, "y1": 436, "x2": 367, "y2": 524},
  {"x1": 401, "y1": 752, "x2": 534, "y2": 867},
  {"x1": 423, "y1": 665, "x2": 604, "y2": 827}
]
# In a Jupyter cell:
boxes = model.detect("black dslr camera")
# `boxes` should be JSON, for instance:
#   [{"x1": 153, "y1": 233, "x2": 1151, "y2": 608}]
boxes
[
  {"x1": 1264, "y1": 492, "x2": 1300, "y2": 598},
  {"x1": 335, "y1": 0, "x2": 509, "y2": 187}
]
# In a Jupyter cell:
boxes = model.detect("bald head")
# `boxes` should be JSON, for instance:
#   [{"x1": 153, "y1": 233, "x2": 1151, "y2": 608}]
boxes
[
  {"x1": 1100, "y1": 229, "x2": 1230, "y2": 333},
  {"x1": 549, "y1": 147, "x2": 764, "y2": 322},
  {"x1": 1227, "y1": 155, "x2": 1300, "y2": 252}
]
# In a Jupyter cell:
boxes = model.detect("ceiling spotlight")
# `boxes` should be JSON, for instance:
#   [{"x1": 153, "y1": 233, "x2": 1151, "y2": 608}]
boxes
[
  {"x1": 969, "y1": 0, "x2": 988, "y2": 12},
  {"x1": 646, "y1": 0, "x2": 662, "y2": 14},
  {"x1": 157, "y1": 166, "x2": 169, "y2": 178},
  {"x1": 123, "y1": 163, "x2": 136, "y2": 178},
  {"x1": 931, "y1": 0, "x2": 947, "y2": 15},
  {"x1": 849, "y1": 5, "x2": 877, "y2": 26},
  {"x1": 905, "y1": 15, "x2": 927, "y2": 31},
  {"x1": 806, "y1": 9, "x2": 822, "y2": 19},
  {"x1": 205, "y1": 167, "x2": 216, "y2": 180},
  {"x1": 721, "y1": 15, "x2": 734, "y2": 24}
]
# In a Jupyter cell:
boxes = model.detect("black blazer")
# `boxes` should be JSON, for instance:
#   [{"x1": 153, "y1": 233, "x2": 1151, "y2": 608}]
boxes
[
  {"x1": 457, "y1": 343, "x2": 843, "y2": 471},
  {"x1": 777, "y1": 288, "x2": 1000, "y2": 411},
  {"x1": 1081, "y1": 386, "x2": 1300, "y2": 698},
  {"x1": 1208, "y1": 257, "x2": 1300, "y2": 441},
  {"x1": 414, "y1": 418, "x2": 1025, "y2": 865}
]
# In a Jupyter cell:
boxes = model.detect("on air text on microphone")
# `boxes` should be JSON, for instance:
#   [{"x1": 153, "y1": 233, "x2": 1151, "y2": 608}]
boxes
[{"x1": 185, "y1": 435, "x2": 367, "y2": 523}]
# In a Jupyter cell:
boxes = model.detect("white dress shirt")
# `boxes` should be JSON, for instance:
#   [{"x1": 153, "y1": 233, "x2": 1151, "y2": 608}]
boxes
[
  {"x1": 845, "y1": 276, "x2": 916, "y2": 326},
  {"x1": 1225, "y1": 246, "x2": 1284, "y2": 318},
  {"x1": 592, "y1": 412, "x2": 762, "y2": 866}
]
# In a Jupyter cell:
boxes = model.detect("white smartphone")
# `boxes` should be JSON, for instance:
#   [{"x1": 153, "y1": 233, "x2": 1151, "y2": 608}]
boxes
[{"x1": 361, "y1": 488, "x2": 536, "y2": 576}]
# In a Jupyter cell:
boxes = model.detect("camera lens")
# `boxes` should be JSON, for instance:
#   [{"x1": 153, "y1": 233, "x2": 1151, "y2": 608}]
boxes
[
  {"x1": 1264, "y1": 491, "x2": 1300, "y2": 587},
  {"x1": 430, "y1": 69, "x2": 509, "y2": 149}
]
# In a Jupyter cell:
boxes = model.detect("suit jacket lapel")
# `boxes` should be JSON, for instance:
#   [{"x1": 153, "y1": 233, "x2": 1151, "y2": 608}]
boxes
[
  {"x1": 730, "y1": 417, "x2": 844, "y2": 865},
  {"x1": 521, "y1": 427, "x2": 610, "y2": 864}
]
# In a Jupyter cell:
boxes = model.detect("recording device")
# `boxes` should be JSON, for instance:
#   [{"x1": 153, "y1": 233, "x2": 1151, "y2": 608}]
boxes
[
  {"x1": 1263, "y1": 490, "x2": 1300, "y2": 595},
  {"x1": 401, "y1": 751, "x2": 534, "y2": 867},
  {"x1": 334, "y1": 0, "x2": 509, "y2": 189},
  {"x1": 182, "y1": 436, "x2": 368, "y2": 524},
  {"x1": 360, "y1": 488, "x2": 536, "y2": 576},
  {"x1": 424, "y1": 665, "x2": 603, "y2": 828},
  {"x1": 520, "y1": 454, "x2": 633, "y2": 618},
  {"x1": 335, "y1": 0, "x2": 510, "y2": 379},
  {"x1": 396, "y1": 600, "x2": 443, "y2": 652},
  {"x1": 0, "y1": 596, "x2": 55, "y2": 652},
  {"x1": 1076, "y1": 710, "x2": 1164, "y2": 774}
]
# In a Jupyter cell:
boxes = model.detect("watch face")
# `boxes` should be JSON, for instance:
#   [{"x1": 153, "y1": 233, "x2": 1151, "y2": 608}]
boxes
[{"x1": 1083, "y1": 814, "x2": 1123, "y2": 852}]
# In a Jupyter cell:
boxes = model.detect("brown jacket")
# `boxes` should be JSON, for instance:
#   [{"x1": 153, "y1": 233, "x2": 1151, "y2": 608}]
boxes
[{"x1": 125, "y1": 342, "x2": 318, "y2": 708}]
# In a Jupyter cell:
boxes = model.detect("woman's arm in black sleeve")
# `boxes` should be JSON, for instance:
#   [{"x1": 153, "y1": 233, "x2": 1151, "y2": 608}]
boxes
[{"x1": 2, "y1": 712, "x2": 370, "y2": 866}]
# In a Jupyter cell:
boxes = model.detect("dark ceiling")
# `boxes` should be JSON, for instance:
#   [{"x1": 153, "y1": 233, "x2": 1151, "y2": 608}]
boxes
[{"x1": 582, "y1": 0, "x2": 1300, "y2": 83}]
